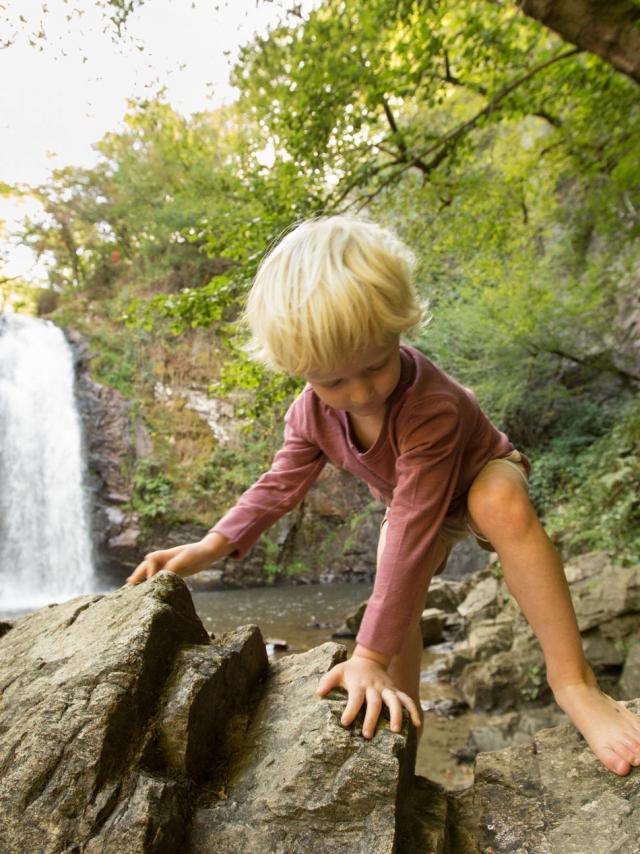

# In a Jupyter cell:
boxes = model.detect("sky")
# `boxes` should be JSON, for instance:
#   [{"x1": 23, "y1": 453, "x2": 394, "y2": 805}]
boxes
[{"x1": 0, "y1": 0, "x2": 317, "y2": 283}]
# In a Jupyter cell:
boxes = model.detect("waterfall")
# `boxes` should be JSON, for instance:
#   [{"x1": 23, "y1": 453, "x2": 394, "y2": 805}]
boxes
[{"x1": 0, "y1": 313, "x2": 97, "y2": 612}]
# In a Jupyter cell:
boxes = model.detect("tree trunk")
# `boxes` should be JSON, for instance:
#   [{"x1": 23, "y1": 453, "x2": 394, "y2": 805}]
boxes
[{"x1": 519, "y1": 0, "x2": 640, "y2": 85}]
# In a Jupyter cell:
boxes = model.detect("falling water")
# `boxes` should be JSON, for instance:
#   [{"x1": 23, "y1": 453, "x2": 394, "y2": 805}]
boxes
[{"x1": 0, "y1": 313, "x2": 96, "y2": 611}]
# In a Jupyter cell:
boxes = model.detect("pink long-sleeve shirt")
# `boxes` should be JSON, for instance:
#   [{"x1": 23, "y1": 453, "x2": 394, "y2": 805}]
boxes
[{"x1": 212, "y1": 345, "x2": 529, "y2": 656}]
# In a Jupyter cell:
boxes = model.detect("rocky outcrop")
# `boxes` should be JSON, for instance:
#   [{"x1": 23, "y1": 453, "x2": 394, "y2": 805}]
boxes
[
  {"x1": 1, "y1": 571, "x2": 638, "y2": 852},
  {"x1": 421, "y1": 551, "x2": 640, "y2": 766},
  {"x1": 0, "y1": 573, "x2": 415, "y2": 852},
  {"x1": 406, "y1": 700, "x2": 640, "y2": 853}
]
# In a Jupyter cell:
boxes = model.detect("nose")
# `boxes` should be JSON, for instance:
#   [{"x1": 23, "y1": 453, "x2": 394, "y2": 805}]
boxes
[{"x1": 348, "y1": 379, "x2": 375, "y2": 407}]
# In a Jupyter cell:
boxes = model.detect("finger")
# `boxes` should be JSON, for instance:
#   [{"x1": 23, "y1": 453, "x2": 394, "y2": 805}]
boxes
[
  {"x1": 163, "y1": 555, "x2": 185, "y2": 575},
  {"x1": 382, "y1": 689, "x2": 404, "y2": 733},
  {"x1": 127, "y1": 557, "x2": 163, "y2": 585},
  {"x1": 396, "y1": 690, "x2": 422, "y2": 728},
  {"x1": 362, "y1": 687, "x2": 382, "y2": 739},
  {"x1": 316, "y1": 664, "x2": 344, "y2": 697},
  {"x1": 126, "y1": 562, "x2": 151, "y2": 585},
  {"x1": 341, "y1": 687, "x2": 366, "y2": 727}
]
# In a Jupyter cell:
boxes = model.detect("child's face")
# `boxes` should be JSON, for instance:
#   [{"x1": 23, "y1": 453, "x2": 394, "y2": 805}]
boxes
[{"x1": 305, "y1": 338, "x2": 401, "y2": 419}]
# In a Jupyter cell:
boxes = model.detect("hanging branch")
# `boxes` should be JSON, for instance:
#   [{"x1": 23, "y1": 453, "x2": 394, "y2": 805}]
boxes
[{"x1": 334, "y1": 46, "x2": 581, "y2": 211}]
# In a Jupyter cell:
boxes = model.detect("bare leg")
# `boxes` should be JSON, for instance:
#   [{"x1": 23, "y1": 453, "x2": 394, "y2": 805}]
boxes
[{"x1": 467, "y1": 464, "x2": 640, "y2": 776}]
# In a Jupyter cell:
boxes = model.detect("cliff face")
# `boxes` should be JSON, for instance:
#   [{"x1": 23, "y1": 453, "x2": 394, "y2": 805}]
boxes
[{"x1": 0, "y1": 573, "x2": 638, "y2": 853}]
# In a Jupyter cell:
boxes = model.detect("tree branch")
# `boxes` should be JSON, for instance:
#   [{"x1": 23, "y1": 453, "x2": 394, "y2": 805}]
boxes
[
  {"x1": 548, "y1": 347, "x2": 640, "y2": 386},
  {"x1": 518, "y1": 0, "x2": 640, "y2": 85},
  {"x1": 335, "y1": 47, "x2": 581, "y2": 210}
]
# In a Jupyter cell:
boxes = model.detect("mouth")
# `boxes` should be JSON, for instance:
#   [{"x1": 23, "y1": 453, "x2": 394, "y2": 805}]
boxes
[{"x1": 350, "y1": 402, "x2": 383, "y2": 416}]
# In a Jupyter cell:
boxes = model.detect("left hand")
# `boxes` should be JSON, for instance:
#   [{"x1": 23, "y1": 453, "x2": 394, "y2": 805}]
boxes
[{"x1": 316, "y1": 652, "x2": 422, "y2": 739}]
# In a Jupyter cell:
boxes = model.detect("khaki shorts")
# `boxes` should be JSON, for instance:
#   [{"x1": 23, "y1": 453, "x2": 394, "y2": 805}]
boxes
[{"x1": 378, "y1": 449, "x2": 529, "y2": 576}]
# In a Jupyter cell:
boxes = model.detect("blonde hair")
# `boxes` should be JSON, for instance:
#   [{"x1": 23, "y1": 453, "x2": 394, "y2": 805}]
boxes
[{"x1": 244, "y1": 216, "x2": 427, "y2": 376}]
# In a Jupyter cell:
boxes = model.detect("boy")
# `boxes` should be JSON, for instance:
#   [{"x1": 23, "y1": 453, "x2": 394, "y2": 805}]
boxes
[{"x1": 128, "y1": 216, "x2": 640, "y2": 776}]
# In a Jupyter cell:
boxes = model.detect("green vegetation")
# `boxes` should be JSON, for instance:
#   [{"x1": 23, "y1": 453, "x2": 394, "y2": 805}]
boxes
[{"x1": 4, "y1": 0, "x2": 639, "y2": 564}]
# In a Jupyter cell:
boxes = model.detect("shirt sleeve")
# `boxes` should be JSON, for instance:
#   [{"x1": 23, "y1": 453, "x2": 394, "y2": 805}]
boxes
[
  {"x1": 210, "y1": 409, "x2": 327, "y2": 559},
  {"x1": 356, "y1": 397, "x2": 464, "y2": 657}
]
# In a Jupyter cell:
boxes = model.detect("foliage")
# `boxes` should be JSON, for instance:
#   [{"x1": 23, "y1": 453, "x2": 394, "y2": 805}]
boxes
[
  {"x1": 235, "y1": 0, "x2": 584, "y2": 208},
  {"x1": 544, "y1": 398, "x2": 640, "y2": 563},
  {"x1": 130, "y1": 459, "x2": 174, "y2": 523},
  {"x1": 5, "y1": 0, "x2": 640, "y2": 559},
  {"x1": 195, "y1": 437, "x2": 276, "y2": 512},
  {"x1": 527, "y1": 402, "x2": 613, "y2": 514}
]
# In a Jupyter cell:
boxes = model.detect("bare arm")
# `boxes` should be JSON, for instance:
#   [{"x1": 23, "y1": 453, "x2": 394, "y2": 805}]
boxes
[{"x1": 126, "y1": 531, "x2": 231, "y2": 585}]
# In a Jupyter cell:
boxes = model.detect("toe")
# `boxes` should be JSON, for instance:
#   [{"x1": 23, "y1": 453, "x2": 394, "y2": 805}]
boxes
[
  {"x1": 600, "y1": 746, "x2": 632, "y2": 776},
  {"x1": 623, "y1": 737, "x2": 640, "y2": 766}
]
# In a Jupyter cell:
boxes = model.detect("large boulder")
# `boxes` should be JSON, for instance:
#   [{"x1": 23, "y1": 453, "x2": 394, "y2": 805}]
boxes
[{"x1": 0, "y1": 573, "x2": 416, "y2": 853}]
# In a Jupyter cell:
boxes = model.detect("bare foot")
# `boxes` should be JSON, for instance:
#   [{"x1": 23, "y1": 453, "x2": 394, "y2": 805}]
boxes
[{"x1": 553, "y1": 682, "x2": 640, "y2": 776}]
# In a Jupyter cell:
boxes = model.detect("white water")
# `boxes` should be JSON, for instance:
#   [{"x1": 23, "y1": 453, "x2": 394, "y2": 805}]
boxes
[{"x1": 0, "y1": 313, "x2": 97, "y2": 611}]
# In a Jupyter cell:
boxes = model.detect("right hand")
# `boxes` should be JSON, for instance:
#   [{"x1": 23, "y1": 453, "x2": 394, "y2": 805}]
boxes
[{"x1": 126, "y1": 532, "x2": 229, "y2": 585}]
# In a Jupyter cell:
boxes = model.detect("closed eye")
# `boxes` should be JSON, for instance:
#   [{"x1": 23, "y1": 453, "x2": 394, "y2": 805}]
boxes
[{"x1": 366, "y1": 357, "x2": 389, "y2": 373}]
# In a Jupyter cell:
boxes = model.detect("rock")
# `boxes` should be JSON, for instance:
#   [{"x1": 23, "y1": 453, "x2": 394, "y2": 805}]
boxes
[
  {"x1": 465, "y1": 618, "x2": 514, "y2": 661},
  {"x1": 303, "y1": 465, "x2": 370, "y2": 519},
  {"x1": 452, "y1": 699, "x2": 640, "y2": 853},
  {"x1": 0, "y1": 574, "x2": 418, "y2": 853},
  {"x1": 154, "y1": 625, "x2": 267, "y2": 782},
  {"x1": 457, "y1": 647, "x2": 548, "y2": 711},
  {"x1": 69, "y1": 328, "x2": 149, "y2": 577},
  {"x1": 332, "y1": 598, "x2": 368, "y2": 638},
  {"x1": 620, "y1": 642, "x2": 640, "y2": 700},
  {"x1": 154, "y1": 382, "x2": 236, "y2": 443},
  {"x1": 395, "y1": 776, "x2": 450, "y2": 854},
  {"x1": 264, "y1": 637, "x2": 288, "y2": 653},
  {"x1": 455, "y1": 707, "x2": 567, "y2": 764},
  {"x1": 581, "y1": 613, "x2": 640, "y2": 668},
  {"x1": 457, "y1": 573, "x2": 502, "y2": 621},
  {"x1": 189, "y1": 643, "x2": 417, "y2": 853},
  {"x1": 563, "y1": 550, "x2": 609, "y2": 584},
  {"x1": 426, "y1": 577, "x2": 468, "y2": 612},
  {"x1": 420, "y1": 697, "x2": 468, "y2": 718},
  {"x1": 435, "y1": 553, "x2": 640, "y2": 715},
  {"x1": 420, "y1": 607, "x2": 447, "y2": 646},
  {"x1": 568, "y1": 555, "x2": 640, "y2": 631},
  {"x1": 0, "y1": 572, "x2": 214, "y2": 852},
  {"x1": 439, "y1": 536, "x2": 492, "y2": 581}
]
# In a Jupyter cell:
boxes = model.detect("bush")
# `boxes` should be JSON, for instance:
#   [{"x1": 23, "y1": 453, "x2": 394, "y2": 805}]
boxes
[
  {"x1": 542, "y1": 397, "x2": 640, "y2": 563},
  {"x1": 131, "y1": 459, "x2": 175, "y2": 524}
]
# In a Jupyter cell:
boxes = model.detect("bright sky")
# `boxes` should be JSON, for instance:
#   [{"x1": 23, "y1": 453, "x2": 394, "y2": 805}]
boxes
[{"x1": 0, "y1": 0, "x2": 317, "y2": 284}]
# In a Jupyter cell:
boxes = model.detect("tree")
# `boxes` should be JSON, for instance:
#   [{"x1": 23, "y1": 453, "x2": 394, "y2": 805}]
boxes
[
  {"x1": 519, "y1": 0, "x2": 640, "y2": 85},
  {"x1": 235, "y1": 0, "x2": 639, "y2": 209}
]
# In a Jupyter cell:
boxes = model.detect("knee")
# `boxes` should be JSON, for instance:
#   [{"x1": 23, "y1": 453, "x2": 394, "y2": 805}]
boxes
[{"x1": 468, "y1": 476, "x2": 535, "y2": 540}]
